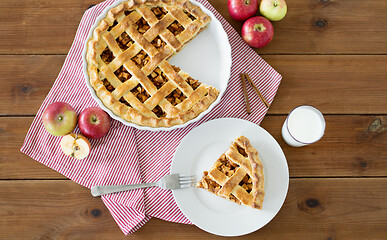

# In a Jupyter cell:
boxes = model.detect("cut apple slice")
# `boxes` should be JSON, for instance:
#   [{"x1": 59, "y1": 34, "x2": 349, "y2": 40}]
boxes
[{"x1": 60, "y1": 133, "x2": 91, "y2": 160}]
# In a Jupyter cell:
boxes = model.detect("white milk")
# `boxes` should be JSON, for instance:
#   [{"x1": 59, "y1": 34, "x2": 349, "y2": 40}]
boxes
[{"x1": 282, "y1": 106, "x2": 325, "y2": 147}]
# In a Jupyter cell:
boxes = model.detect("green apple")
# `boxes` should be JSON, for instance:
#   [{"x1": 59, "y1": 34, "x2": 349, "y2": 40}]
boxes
[
  {"x1": 42, "y1": 102, "x2": 77, "y2": 136},
  {"x1": 259, "y1": 0, "x2": 287, "y2": 21}
]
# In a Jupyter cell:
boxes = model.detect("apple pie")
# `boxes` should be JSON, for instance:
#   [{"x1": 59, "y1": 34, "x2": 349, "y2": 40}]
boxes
[
  {"x1": 86, "y1": 0, "x2": 219, "y2": 127},
  {"x1": 197, "y1": 136, "x2": 265, "y2": 209}
]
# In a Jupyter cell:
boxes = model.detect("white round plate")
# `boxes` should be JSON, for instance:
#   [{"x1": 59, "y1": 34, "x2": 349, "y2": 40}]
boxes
[
  {"x1": 82, "y1": 0, "x2": 232, "y2": 131},
  {"x1": 171, "y1": 118, "x2": 289, "y2": 236}
]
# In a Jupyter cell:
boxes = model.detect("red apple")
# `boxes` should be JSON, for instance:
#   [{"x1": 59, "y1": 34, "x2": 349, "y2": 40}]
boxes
[
  {"x1": 78, "y1": 107, "x2": 110, "y2": 139},
  {"x1": 228, "y1": 0, "x2": 258, "y2": 21},
  {"x1": 42, "y1": 102, "x2": 77, "y2": 136},
  {"x1": 241, "y1": 16, "x2": 274, "y2": 48}
]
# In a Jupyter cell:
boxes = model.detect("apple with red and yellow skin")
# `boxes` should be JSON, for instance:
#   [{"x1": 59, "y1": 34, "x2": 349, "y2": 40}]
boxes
[
  {"x1": 260, "y1": 0, "x2": 287, "y2": 21},
  {"x1": 60, "y1": 133, "x2": 91, "y2": 160},
  {"x1": 228, "y1": 0, "x2": 259, "y2": 21},
  {"x1": 78, "y1": 107, "x2": 110, "y2": 139},
  {"x1": 241, "y1": 16, "x2": 274, "y2": 48},
  {"x1": 42, "y1": 102, "x2": 77, "y2": 136}
]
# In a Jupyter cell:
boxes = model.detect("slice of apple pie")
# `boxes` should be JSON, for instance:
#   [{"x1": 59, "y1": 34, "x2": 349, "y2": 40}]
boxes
[{"x1": 196, "y1": 136, "x2": 265, "y2": 209}]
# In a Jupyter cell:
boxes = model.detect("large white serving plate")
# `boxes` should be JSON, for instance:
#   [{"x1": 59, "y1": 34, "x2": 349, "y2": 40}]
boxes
[
  {"x1": 171, "y1": 118, "x2": 289, "y2": 236},
  {"x1": 83, "y1": 0, "x2": 232, "y2": 131}
]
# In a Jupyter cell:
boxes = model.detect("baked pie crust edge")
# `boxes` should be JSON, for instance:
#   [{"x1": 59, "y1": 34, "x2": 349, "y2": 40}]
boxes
[{"x1": 86, "y1": 0, "x2": 220, "y2": 128}]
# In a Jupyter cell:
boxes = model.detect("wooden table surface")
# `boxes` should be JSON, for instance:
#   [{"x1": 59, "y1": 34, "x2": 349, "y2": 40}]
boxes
[{"x1": 1, "y1": 0, "x2": 387, "y2": 239}]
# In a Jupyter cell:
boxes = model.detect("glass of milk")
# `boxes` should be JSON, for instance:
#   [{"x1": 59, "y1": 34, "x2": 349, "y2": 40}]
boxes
[{"x1": 282, "y1": 105, "x2": 326, "y2": 147}]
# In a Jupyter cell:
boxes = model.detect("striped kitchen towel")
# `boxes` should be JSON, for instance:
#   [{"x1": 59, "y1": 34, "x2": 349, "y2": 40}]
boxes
[{"x1": 20, "y1": 0, "x2": 282, "y2": 235}]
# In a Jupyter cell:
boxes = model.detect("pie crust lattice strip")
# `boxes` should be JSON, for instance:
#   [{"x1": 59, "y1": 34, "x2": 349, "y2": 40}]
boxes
[
  {"x1": 86, "y1": 0, "x2": 220, "y2": 127},
  {"x1": 197, "y1": 136, "x2": 265, "y2": 210}
]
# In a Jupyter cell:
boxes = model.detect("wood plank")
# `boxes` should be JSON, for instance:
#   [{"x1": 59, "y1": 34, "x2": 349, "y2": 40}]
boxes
[
  {"x1": 0, "y1": 179, "x2": 386, "y2": 239},
  {"x1": 0, "y1": 0, "x2": 94, "y2": 55},
  {"x1": 0, "y1": 117, "x2": 65, "y2": 179},
  {"x1": 265, "y1": 55, "x2": 387, "y2": 114},
  {"x1": 1, "y1": 0, "x2": 387, "y2": 54},
  {"x1": 2, "y1": 55, "x2": 387, "y2": 115},
  {"x1": 0, "y1": 55, "x2": 63, "y2": 116},
  {"x1": 1, "y1": 115, "x2": 386, "y2": 179}
]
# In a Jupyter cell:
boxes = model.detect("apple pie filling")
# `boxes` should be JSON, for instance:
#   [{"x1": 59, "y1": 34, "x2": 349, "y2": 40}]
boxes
[
  {"x1": 217, "y1": 154, "x2": 237, "y2": 177},
  {"x1": 114, "y1": 66, "x2": 132, "y2": 82},
  {"x1": 239, "y1": 174, "x2": 252, "y2": 194},
  {"x1": 119, "y1": 97, "x2": 131, "y2": 107},
  {"x1": 151, "y1": 36, "x2": 167, "y2": 51},
  {"x1": 100, "y1": 47, "x2": 115, "y2": 64},
  {"x1": 166, "y1": 89, "x2": 187, "y2": 106},
  {"x1": 198, "y1": 171, "x2": 221, "y2": 193},
  {"x1": 152, "y1": 105, "x2": 167, "y2": 118},
  {"x1": 131, "y1": 50, "x2": 150, "y2": 69},
  {"x1": 185, "y1": 11, "x2": 196, "y2": 21},
  {"x1": 148, "y1": 67, "x2": 168, "y2": 89},
  {"x1": 151, "y1": 7, "x2": 168, "y2": 20},
  {"x1": 235, "y1": 143, "x2": 248, "y2": 158},
  {"x1": 102, "y1": 78, "x2": 114, "y2": 92},
  {"x1": 171, "y1": 66, "x2": 201, "y2": 90},
  {"x1": 124, "y1": 10, "x2": 134, "y2": 16},
  {"x1": 117, "y1": 32, "x2": 134, "y2": 50},
  {"x1": 107, "y1": 20, "x2": 118, "y2": 31},
  {"x1": 131, "y1": 84, "x2": 151, "y2": 103},
  {"x1": 168, "y1": 21, "x2": 185, "y2": 36},
  {"x1": 136, "y1": 17, "x2": 150, "y2": 34}
]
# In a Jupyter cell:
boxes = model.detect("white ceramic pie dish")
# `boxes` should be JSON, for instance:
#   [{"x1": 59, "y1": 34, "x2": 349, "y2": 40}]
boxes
[{"x1": 82, "y1": 0, "x2": 232, "y2": 131}]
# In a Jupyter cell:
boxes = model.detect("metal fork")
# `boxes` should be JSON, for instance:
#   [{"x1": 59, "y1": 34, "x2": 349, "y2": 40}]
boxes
[{"x1": 91, "y1": 174, "x2": 195, "y2": 197}]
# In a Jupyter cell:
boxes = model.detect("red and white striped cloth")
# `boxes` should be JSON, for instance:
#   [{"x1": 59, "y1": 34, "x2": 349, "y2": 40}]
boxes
[{"x1": 21, "y1": 0, "x2": 282, "y2": 235}]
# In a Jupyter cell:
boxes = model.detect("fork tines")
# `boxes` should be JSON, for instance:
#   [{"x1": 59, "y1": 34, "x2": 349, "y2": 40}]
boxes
[{"x1": 179, "y1": 174, "x2": 196, "y2": 188}]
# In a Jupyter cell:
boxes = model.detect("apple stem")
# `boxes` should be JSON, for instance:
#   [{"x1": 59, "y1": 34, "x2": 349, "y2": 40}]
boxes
[
  {"x1": 58, "y1": 116, "x2": 63, "y2": 121},
  {"x1": 253, "y1": 24, "x2": 266, "y2": 31},
  {"x1": 92, "y1": 115, "x2": 97, "y2": 123},
  {"x1": 274, "y1": 2, "x2": 278, "y2": 7},
  {"x1": 244, "y1": 0, "x2": 250, "y2": 5}
]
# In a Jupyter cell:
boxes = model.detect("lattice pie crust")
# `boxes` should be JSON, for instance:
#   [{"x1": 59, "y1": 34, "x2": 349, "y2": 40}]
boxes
[
  {"x1": 197, "y1": 136, "x2": 265, "y2": 209},
  {"x1": 86, "y1": 0, "x2": 220, "y2": 127}
]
